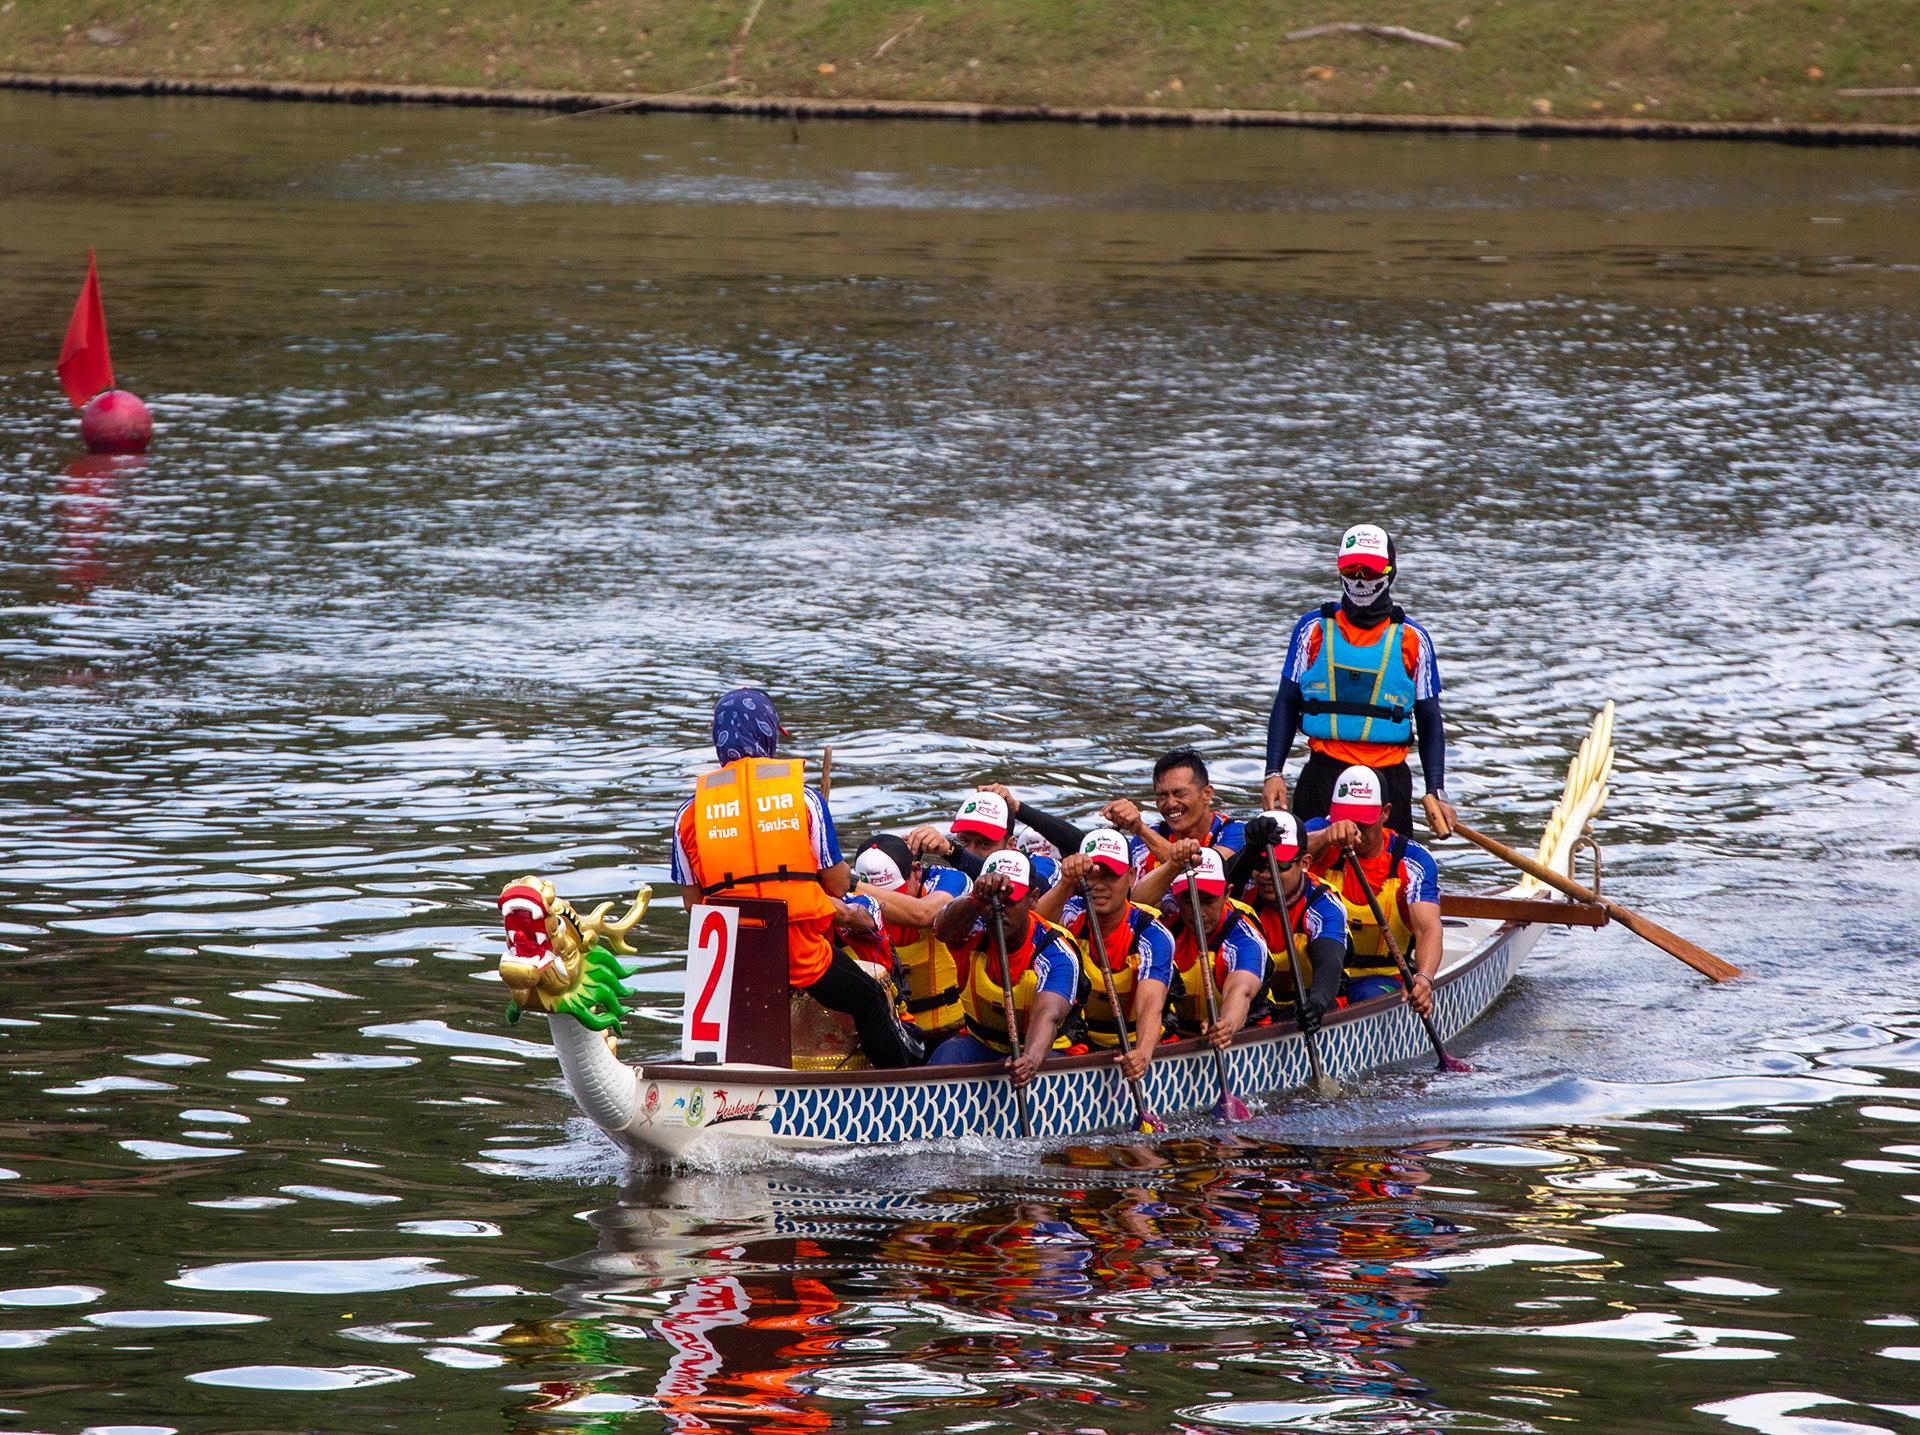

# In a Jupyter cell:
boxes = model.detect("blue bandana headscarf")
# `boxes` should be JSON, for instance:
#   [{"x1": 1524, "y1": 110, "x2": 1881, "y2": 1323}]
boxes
[{"x1": 712, "y1": 688, "x2": 782, "y2": 764}]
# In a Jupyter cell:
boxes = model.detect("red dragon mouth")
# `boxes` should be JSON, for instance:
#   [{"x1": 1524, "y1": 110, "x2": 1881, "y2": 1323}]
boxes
[{"x1": 498, "y1": 884, "x2": 557, "y2": 969}]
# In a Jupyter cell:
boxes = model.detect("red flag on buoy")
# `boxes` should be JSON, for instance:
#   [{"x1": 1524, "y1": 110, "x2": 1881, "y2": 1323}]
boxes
[{"x1": 58, "y1": 249, "x2": 115, "y2": 410}]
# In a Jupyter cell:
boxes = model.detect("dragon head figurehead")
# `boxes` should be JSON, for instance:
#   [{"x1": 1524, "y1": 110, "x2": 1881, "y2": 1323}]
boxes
[{"x1": 497, "y1": 878, "x2": 651, "y2": 1035}]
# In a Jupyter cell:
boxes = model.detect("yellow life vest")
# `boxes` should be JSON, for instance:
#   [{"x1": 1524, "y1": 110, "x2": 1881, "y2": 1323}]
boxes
[
  {"x1": 1169, "y1": 898, "x2": 1260, "y2": 1035},
  {"x1": 959, "y1": 911, "x2": 1077, "y2": 1055},
  {"x1": 1069, "y1": 901, "x2": 1165, "y2": 1050},
  {"x1": 891, "y1": 922, "x2": 964, "y2": 1038},
  {"x1": 1313, "y1": 835, "x2": 1414, "y2": 983}
]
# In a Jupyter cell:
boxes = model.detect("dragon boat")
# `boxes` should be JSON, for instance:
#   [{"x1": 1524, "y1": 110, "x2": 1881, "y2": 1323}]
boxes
[{"x1": 494, "y1": 708, "x2": 1619, "y2": 1163}]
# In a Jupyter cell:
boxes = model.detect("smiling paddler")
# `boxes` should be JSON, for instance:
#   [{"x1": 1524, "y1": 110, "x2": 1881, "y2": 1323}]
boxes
[
  {"x1": 671, "y1": 688, "x2": 923, "y2": 1069},
  {"x1": 1102, "y1": 747, "x2": 1248, "y2": 876},
  {"x1": 929, "y1": 849, "x2": 1083, "y2": 1087},
  {"x1": 1264, "y1": 524, "x2": 1458, "y2": 841}
]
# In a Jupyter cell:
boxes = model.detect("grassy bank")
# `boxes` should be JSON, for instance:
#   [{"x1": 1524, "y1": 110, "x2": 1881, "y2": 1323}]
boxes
[{"x1": 4, "y1": 1, "x2": 1918, "y2": 127}]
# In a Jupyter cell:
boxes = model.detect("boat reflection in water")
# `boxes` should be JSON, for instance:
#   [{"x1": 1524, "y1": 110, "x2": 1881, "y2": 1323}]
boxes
[{"x1": 502, "y1": 1139, "x2": 1464, "y2": 1432}]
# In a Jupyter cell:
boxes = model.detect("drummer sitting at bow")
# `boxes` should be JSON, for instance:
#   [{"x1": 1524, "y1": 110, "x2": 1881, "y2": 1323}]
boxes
[
  {"x1": 1033, "y1": 829, "x2": 1177, "y2": 1084},
  {"x1": 1303, "y1": 765, "x2": 1444, "y2": 1018},
  {"x1": 672, "y1": 688, "x2": 922, "y2": 1069},
  {"x1": 929, "y1": 850, "x2": 1083, "y2": 1087}
]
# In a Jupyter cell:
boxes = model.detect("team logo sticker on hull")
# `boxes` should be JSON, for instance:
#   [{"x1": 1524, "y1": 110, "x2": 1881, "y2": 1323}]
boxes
[{"x1": 685, "y1": 1088, "x2": 706, "y2": 1127}]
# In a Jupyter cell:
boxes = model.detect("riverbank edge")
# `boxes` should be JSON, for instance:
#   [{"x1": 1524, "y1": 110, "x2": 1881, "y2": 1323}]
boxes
[{"x1": 8, "y1": 70, "x2": 1920, "y2": 147}]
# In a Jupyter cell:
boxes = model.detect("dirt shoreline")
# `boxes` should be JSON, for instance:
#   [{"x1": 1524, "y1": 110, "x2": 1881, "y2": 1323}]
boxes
[{"x1": 7, "y1": 70, "x2": 1919, "y2": 146}]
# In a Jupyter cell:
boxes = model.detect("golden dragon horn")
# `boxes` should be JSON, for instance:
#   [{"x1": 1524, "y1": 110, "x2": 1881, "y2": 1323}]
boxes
[{"x1": 578, "y1": 886, "x2": 653, "y2": 955}]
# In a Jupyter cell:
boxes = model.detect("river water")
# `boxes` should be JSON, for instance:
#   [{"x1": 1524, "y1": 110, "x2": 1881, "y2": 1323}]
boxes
[{"x1": 3, "y1": 92, "x2": 1920, "y2": 1434}]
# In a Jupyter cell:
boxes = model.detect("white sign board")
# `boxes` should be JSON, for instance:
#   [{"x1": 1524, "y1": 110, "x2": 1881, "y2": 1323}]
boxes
[{"x1": 682, "y1": 903, "x2": 738, "y2": 1062}]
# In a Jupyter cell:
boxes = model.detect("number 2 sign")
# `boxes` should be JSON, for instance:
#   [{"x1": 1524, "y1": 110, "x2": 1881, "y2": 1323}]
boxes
[{"x1": 682, "y1": 904, "x2": 738, "y2": 1062}]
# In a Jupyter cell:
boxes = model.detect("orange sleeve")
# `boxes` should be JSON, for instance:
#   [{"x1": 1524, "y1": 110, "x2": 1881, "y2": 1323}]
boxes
[{"x1": 1402, "y1": 626, "x2": 1421, "y2": 677}]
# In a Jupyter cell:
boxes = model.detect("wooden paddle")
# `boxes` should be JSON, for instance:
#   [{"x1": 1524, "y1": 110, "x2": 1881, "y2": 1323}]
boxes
[
  {"x1": 1183, "y1": 868, "x2": 1253, "y2": 1122},
  {"x1": 820, "y1": 745, "x2": 832, "y2": 802},
  {"x1": 1077, "y1": 879, "x2": 1165, "y2": 1134},
  {"x1": 1339, "y1": 849, "x2": 1471, "y2": 1073},
  {"x1": 1440, "y1": 813, "x2": 1742, "y2": 982},
  {"x1": 987, "y1": 899, "x2": 1035, "y2": 1137},
  {"x1": 1265, "y1": 848, "x2": 1341, "y2": 1100}
]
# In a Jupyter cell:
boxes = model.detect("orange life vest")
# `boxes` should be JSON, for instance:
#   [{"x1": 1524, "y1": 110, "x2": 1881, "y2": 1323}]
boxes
[{"x1": 689, "y1": 757, "x2": 837, "y2": 987}]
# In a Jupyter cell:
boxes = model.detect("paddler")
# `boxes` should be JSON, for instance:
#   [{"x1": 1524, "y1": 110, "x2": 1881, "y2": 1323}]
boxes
[
  {"x1": 850, "y1": 833, "x2": 971, "y2": 1047},
  {"x1": 671, "y1": 688, "x2": 923, "y2": 1069},
  {"x1": 1098, "y1": 748, "x2": 1247, "y2": 875},
  {"x1": 1226, "y1": 811, "x2": 1349, "y2": 1033},
  {"x1": 1032, "y1": 829, "x2": 1177, "y2": 1082},
  {"x1": 904, "y1": 791, "x2": 1062, "y2": 892},
  {"x1": 1134, "y1": 846, "x2": 1271, "y2": 1048},
  {"x1": 1262, "y1": 524, "x2": 1458, "y2": 840},
  {"x1": 929, "y1": 850, "x2": 1084, "y2": 1086},
  {"x1": 1303, "y1": 765, "x2": 1444, "y2": 1017}
]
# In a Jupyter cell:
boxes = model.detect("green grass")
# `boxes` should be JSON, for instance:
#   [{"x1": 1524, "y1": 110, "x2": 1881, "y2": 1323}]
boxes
[{"x1": 4, "y1": 0, "x2": 1919, "y2": 125}]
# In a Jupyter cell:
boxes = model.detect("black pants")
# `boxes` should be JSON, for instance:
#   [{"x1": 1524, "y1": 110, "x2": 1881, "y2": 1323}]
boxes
[
  {"x1": 1291, "y1": 751, "x2": 1415, "y2": 839},
  {"x1": 804, "y1": 949, "x2": 924, "y2": 1069}
]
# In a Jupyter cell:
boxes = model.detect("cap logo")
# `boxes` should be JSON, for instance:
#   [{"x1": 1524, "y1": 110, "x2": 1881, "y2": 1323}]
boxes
[{"x1": 1344, "y1": 534, "x2": 1358, "y2": 548}]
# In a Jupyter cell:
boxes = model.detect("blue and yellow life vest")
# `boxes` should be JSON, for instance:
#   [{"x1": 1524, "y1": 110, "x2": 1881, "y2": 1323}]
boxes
[{"x1": 1299, "y1": 603, "x2": 1417, "y2": 747}]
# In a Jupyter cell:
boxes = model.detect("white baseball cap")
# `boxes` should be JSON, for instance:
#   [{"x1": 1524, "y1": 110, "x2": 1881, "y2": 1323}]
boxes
[
  {"x1": 1338, "y1": 523, "x2": 1392, "y2": 574},
  {"x1": 951, "y1": 791, "x2": 1012, "y2": 841},
  {"x1": 980, "y1": 848, "x2": 1033, "y2": 900},
  {"x1": 1080, "y1": 829, "x2": 1133, "y2": 876},
  {"x1": 1263, "y1": 809, "x2": 1305, "y2": 863},
  {"x1": 853, "y1": 845, "x2": 908, "y2": 891},
  {"x1": 1329, "y1": 766, "x2": 1385, "y2": 824},
  {"x1": 1168, "y1": 846, "x2": 1228, "y2": 897}
]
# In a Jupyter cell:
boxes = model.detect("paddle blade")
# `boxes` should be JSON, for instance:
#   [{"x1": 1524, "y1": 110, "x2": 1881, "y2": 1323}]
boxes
[
  {"x1": 1437, "y1": 1053, "x2": 1473, "y2": 1074},
  {"x1": 1136, "y1": 1112, "x2": 1167, "y2": 1134},
  {"x1": 1308, "y1": 1074, "x2": 1343, "y2": 1100},
  {"x1": 1213, "y1": 1092, "x2": 1253, "y2": 1123}
]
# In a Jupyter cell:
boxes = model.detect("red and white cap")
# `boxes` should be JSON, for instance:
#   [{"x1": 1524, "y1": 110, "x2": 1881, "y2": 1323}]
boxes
[
  {"x1": 1168, "y1": 846, "x2": 1228, "y2": 897},
  {"x1": 1080, "y1": 828, "x2": 1132, "y2": 876},
  {"x1": 1328, "y1": 765, "x2": 1385, "y2": 824},
  {"x1": 1338, "y1": 523, "x2": 1391, "y2": 574},
  {"x1": 853, "y1": 846, "x2": 908, "y2": 891},
  {"x1": 1264, "y1": 809, "x2": 1305, "y2": 863},
  {"x1": 951, "y1": 791, "x2": 1012, "y2": 841},
  {"x1": 980, "y1": 849, "x2": 1032, "y2": 901}
]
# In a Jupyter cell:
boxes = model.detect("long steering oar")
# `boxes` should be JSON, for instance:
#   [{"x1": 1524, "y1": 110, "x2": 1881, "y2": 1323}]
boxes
[
  {"x1": 1340, "y1": 849, "x2": 1471, "y2": 1074},
  {"x1": 1265, "y1": 848, "x2": 1341, "y2": 1100},
  {"x1": 1184, "y1": 870, "x2": 1253, "y2": 1122},
  {"x1": 1078, "y1": 879, "x2": 1164, "y2": 1134},
  {"x1": 987, "y1": 899, "x2": 1035, "y2": 1138},
  {"x1": 1443, "y1": 815, "x2": 1742, "y2": 982}
]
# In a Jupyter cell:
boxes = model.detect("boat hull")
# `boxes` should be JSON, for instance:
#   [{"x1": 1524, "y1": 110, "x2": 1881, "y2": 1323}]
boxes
[{"x1": 575, "y1": 916, "x2": 1539, "y2": 1160}]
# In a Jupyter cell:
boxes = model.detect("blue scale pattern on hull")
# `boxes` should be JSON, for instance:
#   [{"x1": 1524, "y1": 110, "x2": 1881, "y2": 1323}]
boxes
[{"x1": 770, "y1": 925, "x2": 1527, "y2": 1145}]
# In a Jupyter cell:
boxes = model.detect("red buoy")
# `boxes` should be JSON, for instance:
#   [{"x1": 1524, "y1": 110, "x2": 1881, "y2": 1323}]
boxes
[{"x1": 79, "y1": 389, "x2": 153, "y2": 454}]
